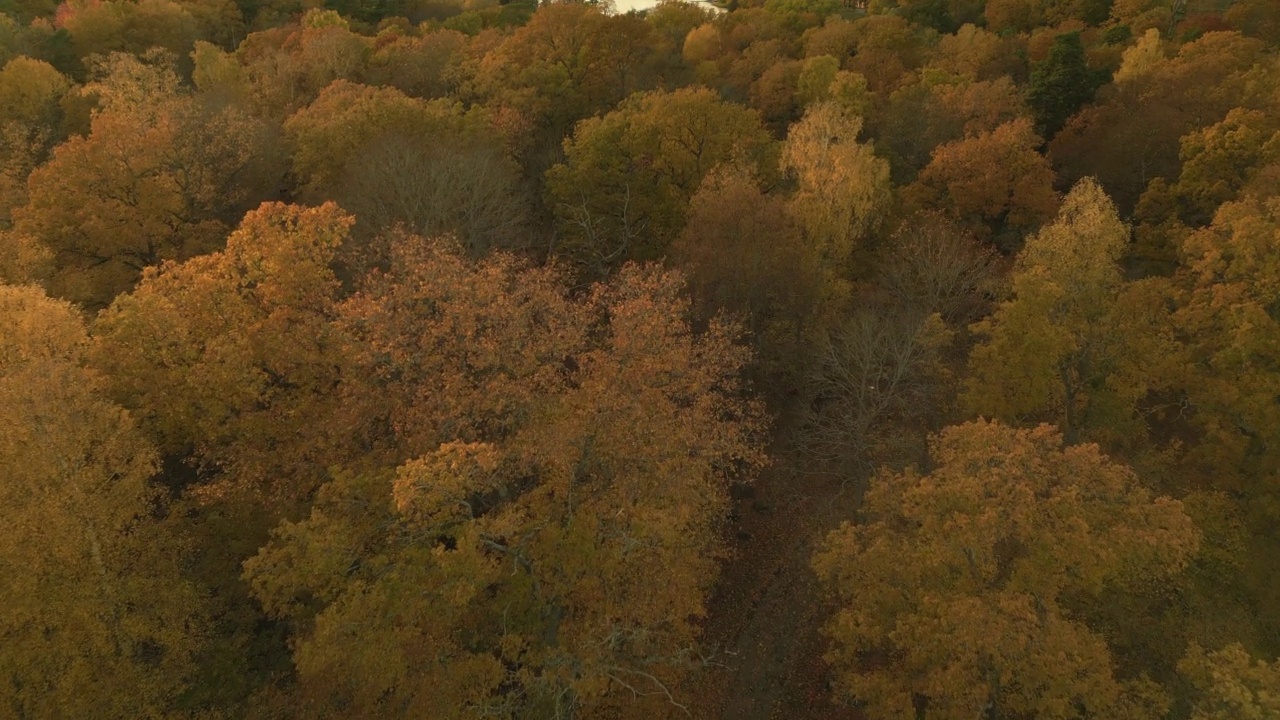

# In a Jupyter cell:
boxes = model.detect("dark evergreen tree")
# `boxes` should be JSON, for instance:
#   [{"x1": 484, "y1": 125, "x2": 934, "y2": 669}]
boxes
[
  {"x1": 901, "y1": 0, "x2": 955, "y2": 33},
  {"x1": 1028, "y1": 32, "x2": 1105, "y2": 140}
]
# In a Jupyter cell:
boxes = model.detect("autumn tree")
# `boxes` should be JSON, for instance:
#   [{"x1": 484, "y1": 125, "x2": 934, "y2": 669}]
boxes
[
  {"x1": 0, "y1": 54, "x2": 68, "y2": 134},
  {"x1": 801, "y1": 15, "x2": 857, "y2": 58},
  {"x1": 245, "y1": 238, "x2": 767, "y2": 717},
  {"x1": 1171, "y1": 198, "x2": 1280, "y2": 639},
  {"x1": 1179, "y1": 643, "x2": 1280, "y2": 720},
  {"x1": 681, "y1": 10, "x2": 793, "y2": 102},
  {"x1": 646, "y1": 0, "x2": 716, "y2": 84},
  {"x1": 780, "y1": 100, "x2": 890, "y2": 310},
  {"x1": 472, "y1": 3, "x2": 659, "y2": 158},
  {"x1": 1226, "y1": 0, "x2": 1280, "y2": 45},
  {"x1": 1130, "y1": 104, "x2": 1280, "y2": 274},
  {"x1": 284, "y1": 80, "x2": 529, "y2": 259},
  {"x1": 546, "y1": 86, "x2": 775, "y2": 274},
  {"x1": 669, "y1": 161, "x2": 821, "y2": 378},
  {"x1": 984, "y1": 0, "x2": 1045, "y2": 32},
  {"x1": 841, "y1": 14, "x2": 936, "y2": 93},
  {"x1": 233, "y1": 13, "x2": 372, "y2": 116},
  {"x1": 1161, "y1": 107, "x2": 1280, "y2": 227},
  {"x1": 364, "y1": 28, "x2": 467, "y2": 100},
  {"x1": 56, "y1": 0, "x2": 204, "y2": 68},
  {"x1": 878, "y1": 211, "x2": 999, "y2": 324},
  {"x1": 964, "y1": 178, "x2": 1178, "y2": 449},
  {"x1": 1049, "y1": 31, "x2": 1270, "y2": 211},
  {"x1": 90, "y1": 202, "x2": 358, "y2": 502},
  {"x1": 1175, "y1": 195, "x2": 1280, "y2": 495},
  {"x1": 9, "y1": 52, "x2": 283, "y2": 308},
  {"x1": 904, "y1": 117, "x2": 1059, "y2": 248},
  {"x1": 932, "y1": 22, "x2": 1025, "y2": 80},
  {"x1": 0, "y1": 55, "x2": 69, "y2": 228},
  {"x1": 748, "y1": 56, "x2": 803, "y2": 130},
  {"x1": 795, "y1": 55, "x2": 871, "y2": 115},
  {"x1": 0, "y1": 284, "x2": 205, "y2": 719},
  {"x1": 813, "y1": 420, "x2": 1199, "y2": 719},
  {"x1": 869, "y1": 75, "x2": 1029, "y2": 183},
  {"x1": 801, "y1": 308, "x2": 953, "y2": 475}
]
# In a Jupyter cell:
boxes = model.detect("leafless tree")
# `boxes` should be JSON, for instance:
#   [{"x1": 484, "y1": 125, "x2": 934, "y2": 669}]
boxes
[
  {"x1": 878, "y1": 211, "x2": 1000, "y2": 324},
  {"x1": 799, "y1": 308, "x2": 952, "y2": 480},
  {"x1": 340, "y1": 132, "x2": 534, "y2": 260}
]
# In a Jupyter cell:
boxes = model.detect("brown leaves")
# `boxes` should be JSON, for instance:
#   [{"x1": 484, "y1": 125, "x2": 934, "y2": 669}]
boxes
[
  {"x1": 905, "y1": 116, "x2": 1059, "y2": 246},
  {"x1": 248, "y1": 235, "x2": 767, "y2": 716}
]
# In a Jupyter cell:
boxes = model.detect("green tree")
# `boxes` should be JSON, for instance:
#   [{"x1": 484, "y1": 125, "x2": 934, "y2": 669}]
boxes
[
  {"x1": 1027, "y1": 31, "x2": 1104, "y2": 139},
  {"x1": 0, "y1": 54, "x2": 69, "y2": 129},
  {"x1": 813, "y1": 420, "x2": 1199, "y2": 719}
]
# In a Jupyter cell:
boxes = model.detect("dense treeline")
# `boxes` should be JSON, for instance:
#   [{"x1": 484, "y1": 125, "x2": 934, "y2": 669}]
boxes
[{"x1": 1, "y1": 0, "x2": 1279, "y2": 717}]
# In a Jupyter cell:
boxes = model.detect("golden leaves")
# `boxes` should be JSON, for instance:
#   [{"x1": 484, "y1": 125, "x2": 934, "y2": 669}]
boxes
[
  {"x1": 965, "y1": 179, "x2": 1178, "y2": 446},
  {"x1": 0, "y1": 284, "x2": 203, "y2": 719},
  {"x1": 814, "y1": 420, "x2": 1199, "y2": 719},
  {"x1": 91, "y1": 202, "x2": 356, "y2": 499},
  {"x1": 1179, "y1": 643, "x2": 1280, "y2": 720},
  {"x1": 781, "y1": 100, "x2": 891, "y2": 269},
  {"x1": 393, "y1": 441, "x2": 502, "y2": 526}
]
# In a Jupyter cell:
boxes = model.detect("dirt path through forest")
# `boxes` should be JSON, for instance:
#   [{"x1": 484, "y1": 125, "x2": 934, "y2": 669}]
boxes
[{"x1": 689, "y1": 404, "x2": 865, "y2": 720}]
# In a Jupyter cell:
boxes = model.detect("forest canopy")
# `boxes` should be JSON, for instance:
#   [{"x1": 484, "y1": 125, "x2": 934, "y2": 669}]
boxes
[{"x1": 2, "y1": 0, "x2": 1279, "y2": 718}]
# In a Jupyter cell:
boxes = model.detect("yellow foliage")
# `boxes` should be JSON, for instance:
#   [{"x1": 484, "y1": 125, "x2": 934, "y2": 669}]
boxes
[
  {"x1": 0, "y1": 284, "x2": 205, "y2": 719},
  {"x1": 814, "y1": 420, "x2": 1198, "y2": 719},
  {"x1": 781, "y1": 101, "x2": 890, "y2": 311}
]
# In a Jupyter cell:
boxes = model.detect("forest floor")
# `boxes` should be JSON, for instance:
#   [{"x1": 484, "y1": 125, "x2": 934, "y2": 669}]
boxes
[{"x1": 686, "y1": 401, "x2": 866, "y2": 720}]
